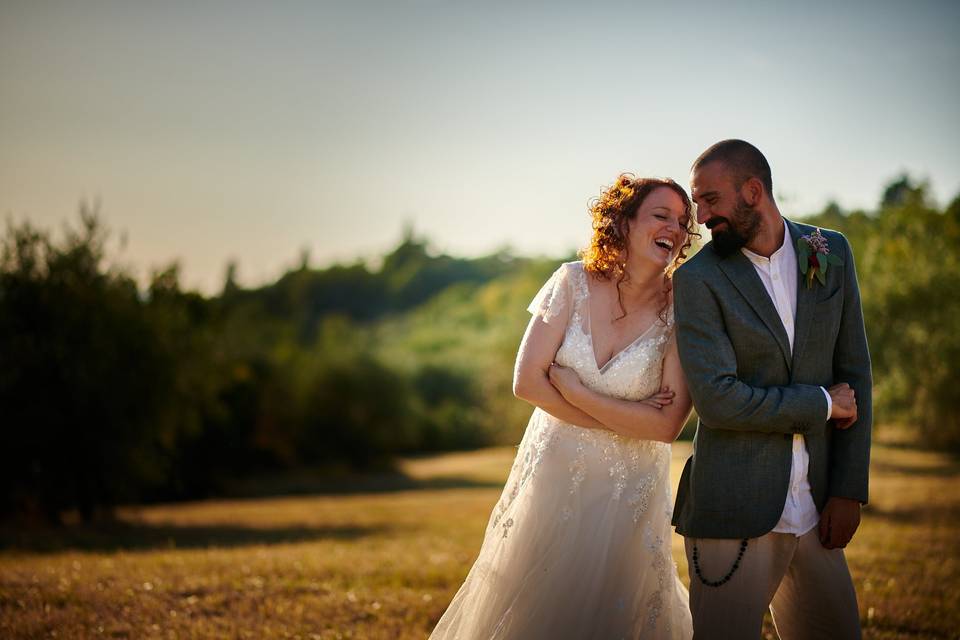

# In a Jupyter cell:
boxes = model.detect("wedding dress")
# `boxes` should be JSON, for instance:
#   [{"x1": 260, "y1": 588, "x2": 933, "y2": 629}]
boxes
[{"x1": 430, "y1": 261, "x2": 692, "y2": 639}]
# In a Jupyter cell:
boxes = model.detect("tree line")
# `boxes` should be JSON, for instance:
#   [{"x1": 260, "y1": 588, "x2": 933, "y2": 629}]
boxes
[{"x1": 1, "y1": 176, "x2": 957, "y2": 522}]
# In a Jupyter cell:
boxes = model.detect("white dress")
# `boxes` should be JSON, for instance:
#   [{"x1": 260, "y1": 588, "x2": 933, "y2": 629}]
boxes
[{"x1": 430, "y1": 262, "x2": 693, "y2": 640}]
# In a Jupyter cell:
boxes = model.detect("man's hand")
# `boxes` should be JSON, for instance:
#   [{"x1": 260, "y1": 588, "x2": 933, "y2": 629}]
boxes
[
  {"x1": 818, "y1": 497, "x2": 861, "y2": 549},
  {"x1": 828, "y1": 383, "x2": 858, "y2": 429}
]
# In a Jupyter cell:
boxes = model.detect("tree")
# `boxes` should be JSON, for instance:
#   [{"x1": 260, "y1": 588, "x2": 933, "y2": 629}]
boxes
[
  {"x1": 0, "y1": 208, "x2": 171, "y2": 520},
  {"x1": 804, "y1": 177, "x2": 960, "y2": 448}
]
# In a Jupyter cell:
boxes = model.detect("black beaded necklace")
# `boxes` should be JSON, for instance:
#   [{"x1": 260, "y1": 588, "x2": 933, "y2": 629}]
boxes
[{"x1": 692, "y1": 538, "x2": 749, "y2": 587}]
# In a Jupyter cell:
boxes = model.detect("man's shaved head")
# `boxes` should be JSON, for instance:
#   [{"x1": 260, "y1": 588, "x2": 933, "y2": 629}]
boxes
[{"x1": 692, "y1": 139, "x2": 773, "y2": 197}]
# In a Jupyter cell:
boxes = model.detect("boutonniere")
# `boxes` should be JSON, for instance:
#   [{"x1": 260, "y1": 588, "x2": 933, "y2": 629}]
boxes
[{"x1": 796, "y1": 228, "x2": 843, "y2": 288}]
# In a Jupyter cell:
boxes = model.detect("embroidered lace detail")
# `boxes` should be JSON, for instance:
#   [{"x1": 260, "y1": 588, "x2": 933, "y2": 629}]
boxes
[
  {"x1": 641, "y1": 529, "x2": 670, "y2": 635},
  {"x1": 570, "y1": 441, "x2": 587, "y2": 493},
  {"x1": 489, "y1": 418, "x2": 556, "y2": 532},
  {"x1": 609, "y1": 458, "x2": 628, "y2": 500},
  {"x1": 555, "y1": 263, "x2": 674, "y2": 403},
  {"x1": 628, "y1": 473, "x2": 655, "y2": 523}
]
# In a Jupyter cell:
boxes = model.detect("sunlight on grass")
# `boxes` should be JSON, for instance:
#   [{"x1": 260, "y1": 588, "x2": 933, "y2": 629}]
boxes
[{"x1": 1, "y1": 443, "x2": 956, "y2": 639}]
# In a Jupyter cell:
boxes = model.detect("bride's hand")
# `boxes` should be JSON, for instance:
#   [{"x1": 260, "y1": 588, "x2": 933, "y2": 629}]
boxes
[
  {"x1": 640, "y1": 387, "x2": 675, "y2": 410},
  {"x1": 547, "y1": 363, "x2": 582, "y2": 397}
]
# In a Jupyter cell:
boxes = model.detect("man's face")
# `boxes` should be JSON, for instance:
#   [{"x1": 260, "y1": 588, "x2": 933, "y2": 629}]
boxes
[{"x1": 690, "y1": 161, "x2": 761, "y2": 257}]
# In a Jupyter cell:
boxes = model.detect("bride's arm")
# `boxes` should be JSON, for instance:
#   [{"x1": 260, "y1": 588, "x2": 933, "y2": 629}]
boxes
[
  {"x1": 513, "y1": 314, "x2": 609, "y2": 430},
  {"x1": 550, "y1": 334, "x2": 692, "y2": 443}
]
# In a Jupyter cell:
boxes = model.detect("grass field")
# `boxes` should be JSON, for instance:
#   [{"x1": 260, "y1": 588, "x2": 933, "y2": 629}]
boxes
[{"x1": 1, "y1": 441, "x2": 957, "y2": 639}]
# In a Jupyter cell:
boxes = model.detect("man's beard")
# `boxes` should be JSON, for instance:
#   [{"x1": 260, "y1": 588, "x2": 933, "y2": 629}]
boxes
[{"x1": 709, "y1": 196, "x2": 761, "y2": 257}]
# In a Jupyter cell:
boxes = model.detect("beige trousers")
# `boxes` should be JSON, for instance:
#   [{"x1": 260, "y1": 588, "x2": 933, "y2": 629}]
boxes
[{"x1": 683, "y1": 528, "x2": 861, "y2": 640}]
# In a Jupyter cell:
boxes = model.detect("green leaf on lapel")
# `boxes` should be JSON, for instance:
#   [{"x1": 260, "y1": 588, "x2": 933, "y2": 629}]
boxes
[
  {"x1": 826, "y1": 253, "x2": 843, "y2": 266},
  {"x1": 797, "y1": 239, "x2": 811, "y2": 274},
  {"x1": 816, "y1": 266, "x2": 827, "y2": 285}
]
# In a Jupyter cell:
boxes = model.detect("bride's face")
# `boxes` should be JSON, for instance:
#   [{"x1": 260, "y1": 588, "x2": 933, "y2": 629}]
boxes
[{"x1": 626, "y1": 187, "x2": 689, "y2": 270}]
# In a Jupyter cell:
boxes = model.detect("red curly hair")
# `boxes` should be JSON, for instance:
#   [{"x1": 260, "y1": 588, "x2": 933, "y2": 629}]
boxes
[{"x1": 579, "y1": 174, "x2": 698, "y2": 318}]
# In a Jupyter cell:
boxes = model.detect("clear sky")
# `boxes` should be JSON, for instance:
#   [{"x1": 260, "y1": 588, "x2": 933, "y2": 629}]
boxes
[{"x1": 2, "y1": 0, "x2": 958, "y2": 293}]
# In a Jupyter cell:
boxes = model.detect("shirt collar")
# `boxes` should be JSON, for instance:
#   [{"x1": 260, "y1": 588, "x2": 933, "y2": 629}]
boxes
[{"x1": 741, "y1": 219, "x2": 792, "y2": 265}]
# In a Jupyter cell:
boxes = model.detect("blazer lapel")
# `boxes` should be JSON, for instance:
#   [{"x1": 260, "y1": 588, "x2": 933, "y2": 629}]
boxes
[
  {"x1": 717, "y1": 251, "x2": 793, "y2": 371},
  {"x1": 788, "y1": 219, "x2": 818, "y2": 374}
]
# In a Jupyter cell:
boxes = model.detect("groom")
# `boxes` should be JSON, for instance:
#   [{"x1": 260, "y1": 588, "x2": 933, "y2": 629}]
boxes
[{"x1": 672, "y1": 140, "x2": 871, "y2": 639}]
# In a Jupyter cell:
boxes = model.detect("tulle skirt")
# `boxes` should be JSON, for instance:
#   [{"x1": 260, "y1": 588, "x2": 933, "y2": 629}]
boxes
[{"x1": 430, "y1": 409, "x2": 692, "y2": 639}]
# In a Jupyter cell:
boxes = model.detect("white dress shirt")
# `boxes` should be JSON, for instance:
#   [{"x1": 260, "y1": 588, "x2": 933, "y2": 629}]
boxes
[{"x1": 740, "y1": 221, "x2": 832, "y2": 536}]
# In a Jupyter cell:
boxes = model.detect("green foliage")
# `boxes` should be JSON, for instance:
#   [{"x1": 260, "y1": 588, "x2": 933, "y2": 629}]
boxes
[
  {"x1": 0, "y1": 211, "x2": 552, "y2": 519},
  {"x1": 0, "y1": 207, "x2": 171, "y2": 520},
  {"x1": 801, "y1": 176, "x2": 960, "y2": 448}
]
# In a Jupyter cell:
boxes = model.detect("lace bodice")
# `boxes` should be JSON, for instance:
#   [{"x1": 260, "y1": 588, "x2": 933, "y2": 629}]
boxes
[
  {"x1": 529, "y1": 261, "x2": 674, "y2": 402},
  {"x1": 515, "y1": 260, "x2": 676, "y2": 518}
]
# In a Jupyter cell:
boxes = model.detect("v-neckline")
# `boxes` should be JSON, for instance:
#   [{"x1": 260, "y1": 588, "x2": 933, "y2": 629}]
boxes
[{"x1": 580, "y1": 265, "x2": 662, "y2": 374}]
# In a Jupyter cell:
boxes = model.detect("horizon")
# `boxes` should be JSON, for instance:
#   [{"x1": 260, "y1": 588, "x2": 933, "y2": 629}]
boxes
[{"x1": 23, "y1": 172, "x2": 946, "y2": 298}]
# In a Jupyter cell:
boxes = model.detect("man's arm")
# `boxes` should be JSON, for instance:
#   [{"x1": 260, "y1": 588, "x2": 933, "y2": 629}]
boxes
[
  {"x1": 827, "y1": 236, "x2": 873, "y2": 504},
  {"x1": 672, "y1": 266, "x2": 828, "y2": 435}
]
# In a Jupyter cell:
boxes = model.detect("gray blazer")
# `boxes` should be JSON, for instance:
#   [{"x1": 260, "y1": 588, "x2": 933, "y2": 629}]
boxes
[{"x1": 672, "y1": 218, "x2": 872, "y2": 539}]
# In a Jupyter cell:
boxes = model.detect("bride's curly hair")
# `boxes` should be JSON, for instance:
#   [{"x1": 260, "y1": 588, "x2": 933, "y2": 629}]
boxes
[{"x1": 579, "y1": 175, "x2": 699, "y2": 319}]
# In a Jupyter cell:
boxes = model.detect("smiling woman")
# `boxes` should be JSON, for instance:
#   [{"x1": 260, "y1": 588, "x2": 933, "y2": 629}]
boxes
[{"x1": 429, "y1": 175, "x2": 698, "y2": 639}]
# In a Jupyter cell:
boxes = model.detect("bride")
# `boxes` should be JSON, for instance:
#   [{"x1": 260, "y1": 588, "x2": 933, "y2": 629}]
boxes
[{"x1": 430, "y1": 176, "x2": 699, "y2": 639}]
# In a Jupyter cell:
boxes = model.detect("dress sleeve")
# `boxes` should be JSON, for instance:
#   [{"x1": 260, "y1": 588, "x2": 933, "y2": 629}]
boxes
[
  {"x1": 665, "y1": 298, "x2": 676, "y2": 335},
  {"x1": 527, "y1": 263, "x2": 575, "y2": 327}
]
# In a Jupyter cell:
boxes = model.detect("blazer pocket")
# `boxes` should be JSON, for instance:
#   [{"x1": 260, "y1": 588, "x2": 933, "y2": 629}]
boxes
[
  {"x1": 816, "y1": 286, "x2": 842, "y2": 304},
  {"x1": 811, "y1": 290, "x2": 843, "y2": 343}
]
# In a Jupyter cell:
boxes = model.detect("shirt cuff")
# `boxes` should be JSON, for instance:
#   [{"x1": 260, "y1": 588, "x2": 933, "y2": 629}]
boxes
[{"x1": 820, "y1": 386, "x2": 832, "y2": 422}]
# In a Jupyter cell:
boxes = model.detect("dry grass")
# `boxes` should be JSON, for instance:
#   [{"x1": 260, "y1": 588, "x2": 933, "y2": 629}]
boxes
[{"x1": 1, "y1": 442, "x2": 957, "y2": 639}]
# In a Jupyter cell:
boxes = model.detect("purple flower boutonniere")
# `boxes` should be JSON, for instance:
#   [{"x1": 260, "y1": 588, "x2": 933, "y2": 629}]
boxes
[{"x1": 797, "y1": 228, "x2": 843, "y2": 288}]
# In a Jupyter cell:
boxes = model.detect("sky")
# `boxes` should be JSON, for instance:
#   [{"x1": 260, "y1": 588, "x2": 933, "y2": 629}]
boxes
[{"x1": 2, "y1": 0, "x2": 958, "y2": 293}]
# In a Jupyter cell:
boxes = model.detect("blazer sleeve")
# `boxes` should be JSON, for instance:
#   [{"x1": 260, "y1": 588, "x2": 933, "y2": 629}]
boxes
[
  {"x1": 673, "y1": 266, "x2": 829, "y2": 435},
  {"x1": 827, "y1": 236, "x2": 872, "y2": 503}
]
